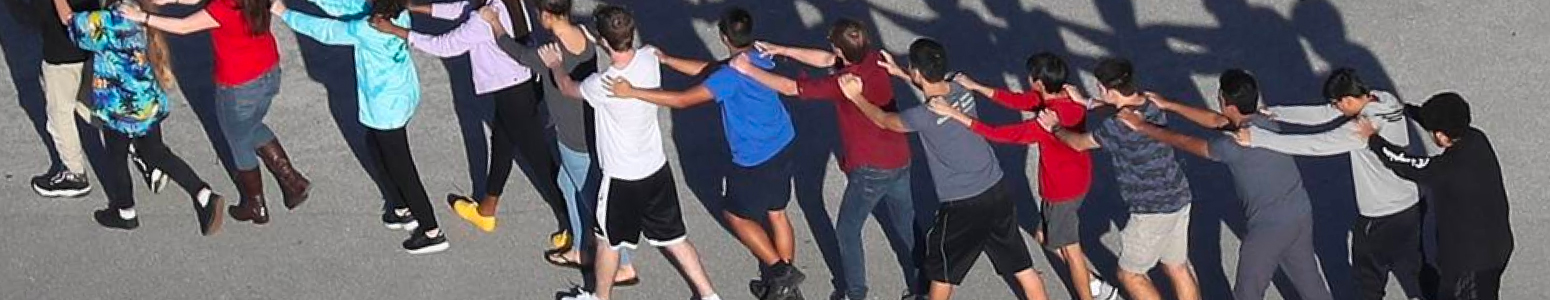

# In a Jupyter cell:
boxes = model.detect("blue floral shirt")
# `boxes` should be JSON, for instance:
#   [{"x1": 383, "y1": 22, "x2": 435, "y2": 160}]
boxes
[{"x1": 70, "y1": 6, "x2": 170, "y2": 137}]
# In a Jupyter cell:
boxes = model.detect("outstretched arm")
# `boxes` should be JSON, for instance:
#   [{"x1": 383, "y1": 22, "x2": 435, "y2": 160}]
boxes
[
  {"x1": 276, "y1": 1, "x2": 360, "y2": 46},
  {"x1": 757, "y1": 41, "x2": 836, "y2": 68},
  {"x1": 842, "y1": 74, "x2": 910, "y2": 132},
  {"x1": 538, "y1": 44, "x2": 584, "y2": 100},
  {"x1": 727, "y1": 53, "x2": 798, "y2": 96},
  {"x1": 1054, "y1": 130, "x2": 1100, "y2": 151},
  {"x1": 607, "y1": 78, "x2": 714, "y2": 109},
  {"x1": 1120, "y1": 110, "x2": 1212, "y2": 159},
  {"x1": 1242, "y1": 122, "x2": 1364, "y2": 156},
  {"x1": 117, "y1": 4, "x2": 218, "y2": 35},
  {"x1": 1266, "y1": 104, "x2": 1344, "y2": 125},
  {"x1": 657, "y1": 50, "x2": 712, "y2": 77},
  {"x1": 1367, "y1": 134, "x2": 1436, "y2": 182},
  {"x1": 1148, "y1": 92, "x2": 1230, "y2": 130}
]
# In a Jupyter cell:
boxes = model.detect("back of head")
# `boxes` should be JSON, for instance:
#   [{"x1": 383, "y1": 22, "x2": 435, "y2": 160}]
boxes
[
  {"x1": 1420, "y1": 92, "x2": 1471, "y2": 139},
  {"x1": 908, "y1": 39, "x2": 949, "y2": 83},
  {"x1": 235, "y1": 0, "x2": 273, "y2": 35},
  {"x1": 370, "y1": 0, "x2": 406, "y2": 20},
  {"x1": 1322, "y1": 68, "x2": 1369, "y2": 100},
  {"x1": 1024, "y1": 52, "x2": 1068, "y2": 92},
  {"x1": 593, "y1": 4, "x2": 636, "y2": 53},
  {"x1": 537, "y1": 0, "x2": 571, "y2": 16},
  {"x1": 1219, "y1": 69, "x2": 1260, "y2": 115},
  {"x1": 1093, "y1": 58, "x2": 1137, "y2": 96},
  {"x1": 718, "y1": 7, "x2": 754, "y2": 48},
  {"x1": 828, "y1": 19, "x2": 870, "y2": 64}
]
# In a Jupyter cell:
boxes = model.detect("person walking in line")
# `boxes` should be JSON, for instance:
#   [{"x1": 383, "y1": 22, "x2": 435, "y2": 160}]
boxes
[
  {"x1": 1053, "y1": 58, "x2": 1201, "y2": 300},
  {"x1": 9, "y1": 0, "x2": 101, "y2": 198},
  {"x1": 272, "y1": 0, "x2": 446, "y2": 253},
  {"x1": 945, "y1": 53, "x2": 1121, "y2": 300},
  {"x1": 1114, "y1": 70, "x2": 1333, "y2": 300},
  {"x1": 122, "y1": 0, "x2": 313, "y2": 226},
  {"x1": 50, "y1": 0, "x2": 227, "y2": 236},
  {"x1": 544, "y1": 5, "x2": 721, "y2": 300}
]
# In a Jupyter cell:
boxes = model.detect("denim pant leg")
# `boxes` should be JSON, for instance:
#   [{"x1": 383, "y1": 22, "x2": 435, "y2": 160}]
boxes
[
  {"x1": 216, "y1": 69, "x2": 281, "y2": 171},
  {"x1": 556, "y1": 142, "x2": 590, "y2": 252},
  {"x1": 879, "y1": 166, "x2": 920, "y2": 293},
  {"x1": 836, "y1": 166, "x2": 897, "y2": 299}
]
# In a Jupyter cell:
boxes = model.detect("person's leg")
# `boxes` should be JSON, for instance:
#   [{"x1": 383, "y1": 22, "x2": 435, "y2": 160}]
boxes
[
  {"x1": 1117, "y1": 212, "x2": 1168, "y2": 300},
  {"x1": 556, "y1": 142, "x2": 590, "y2": 253},
  {"x1": 641, "y1": 168, "x2": 717, "y2": 298},
  {"x1": 1043, "y1": 197, "x2": 1094, "y2": 300},
  {"x1": 1161, "y1": 262, "x2": 1200, "y2": 300},
  {"x1": 835, "y1": 167, "x2": 890, "y2": 299},
  {"x1": 1157, "y1": 206, "x2": 1199, "y2": 300},
  {"x1": 40, "y1": 62, "x2": 88, "y2": 175},
  {"x1": 1232, "y1": 220, "x2": 1292, "y2": 300},
  {"x1": 928, "y1": 281, "x2": 955, "y2": 300},
  {"x1": 1279, "y1": 220, "x2": 1335, "y2": 300},
  {"x1": 722, "y1": 211, "x2": 782, "y2": 265},
  {"x1": 371, "y1": 128, "x2": 438, "y2": 231},
  {"x1": 879, "y1": 167, "x2": 921, "y2": 295},
  {"x1": 130, "y1": 127, "x2": 207, "y2": 197},
  {"x1": 979, "y1": 186, "x2": 1043, "y2": 300},
  {"x1": 1381, "y1": 206, "x2": 1426, "y2": 299},
  {"x1": 661, "y1": 241, "x2": 717, "y2": 298},
  {"x1": 1010, "y1": 269, "x2": 1050, "y2": 300},
  {"x1": 216, "y1": 84, "x2": 263, "y2": 173},
  {"x1": 101, "y1": 129, "x2": 136, "y2": 210},
  {"x1": 592, "y1": 239, "x2": 622, "y2": 300},
  {"x1": 485, "y1": 83, "x2": 568, "y2": 227},
  {"x1": 922, "y1": 198, "x2": 983, "y2": 300},
  {"x1": 1349, "y1": 215, "x2": 1390, "y2": 300}
]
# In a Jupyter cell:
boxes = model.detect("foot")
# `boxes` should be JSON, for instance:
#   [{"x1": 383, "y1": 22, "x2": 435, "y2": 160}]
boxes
[
  {"x1": 93, "y1": 208, "x2": 139, "y2": 230},
  {"x1": 544, "y1": 249, "x2": 584, "y2": 269},
  {"x1": 129, "y1": 149, "x2": 169, "y2": 194},
  {"x1": 32, "y1": 170, "x2": 91, "y2": 198},
  {"x1": 764, "y1": 262, "x2": 806, "y2": 300},
  {"x1": 447, "y1": 194, "x2": 496, "y2": 232},
  {"x1": 549, "y1": 230, "x2": 571, "y2": 252},
  {"x1": 229, "y1": 169, "x2": 270, "y2": 225},
  {"x1": 381, "y1": 208, "x2": 418, "y2": 231},
  {"x1": 614, "y1": 265, "x2": 640, "y2": 286},
  {"x1": 560, "y1": 291, "x2": 600, "y2": 300},
  {"x1": 1090, "y1": 277, "x2": 1121, "y2": 300},
  {"x1": 402, "y1": 228, "x2": 449, "y2": 254},
  {"x1": 194, "y1": 189, "x2": 225, "y2": 236}
]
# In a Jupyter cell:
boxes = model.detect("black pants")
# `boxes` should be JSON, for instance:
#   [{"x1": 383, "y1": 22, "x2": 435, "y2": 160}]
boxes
[
  {"x1": 367, "y1": 127, "x2": 437, "y2": 230},
  {"x1": 102, "y1": 126, "x2": 207, "y2": 209},
  {"x1": 1437, "y1": 267, "x2": 1504, "y2": 300},
  {"x1": 1352, "y1": 203, "x2": 1425, "y2": 300},
  {"x1": 486, "y1": 81, "x2": 567, "y2": 230}
]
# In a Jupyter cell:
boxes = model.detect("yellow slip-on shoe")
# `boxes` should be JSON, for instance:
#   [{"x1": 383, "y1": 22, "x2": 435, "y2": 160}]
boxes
[{"x1": 450, "y1": 197, "x2": 496, "y2": 232}]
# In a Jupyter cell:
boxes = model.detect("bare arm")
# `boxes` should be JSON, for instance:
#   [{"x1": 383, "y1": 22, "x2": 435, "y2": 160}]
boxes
[
  {"x1": 608, "y1": 79, "x2": 714, "y2": 109},
  {"x1": 953, "y1": 74, "x2": 997, "y2": 99},
  {"x1": 657, "y1": 51, "x2": 712, "y2": 77},
  {"x1": 539, "y1": 44, "x2": 584, "y2": 100},
  {"x1": 758, "y1": 41, "x2": 835, "y2": 68},
  {"x1": 1124, "y1": 113, "x2": 1212, "y2": 159},
  {"x1": 1055, "y1": 130, "x2": 1100, "y2": 151},
  {"x1": 1148, "y1": 92, "x2": 1230, "y2": 129},
  {"x1": 51, "y1": 0, "x2": 73, "y2": 23},
  {"x1": 841, "y1": 74, "x2": 910, "y2": 132},
  {"x1": 727, "y1": 53, "x2": 798, "y2": 96}
]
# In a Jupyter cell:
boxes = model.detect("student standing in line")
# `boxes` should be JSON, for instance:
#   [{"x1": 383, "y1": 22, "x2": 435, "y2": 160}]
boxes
[
  {"x1": 10, "y1": 0, "x2": 99, "y2": 198},
  {"x1": 1237, "y1": 68, "x2": 1427, "y2": 300},
  {"x1": 272, "y1": 0, "x2": 447, "y2": 253},
  {"x1": 544, "y1": 5, "x2": 720, "y2": 300},
  {"x1": 369, "y1": 0, "x2": 570, "y2": 242},
  {"x1": 50, "y1": 0, "x2": 226, "y2": 235},
  {"x1": 1357, "y1": 93, "x2": 1512, "y2": 300},
  {"x1": 943, "y1": 53, "x2": 1121, "y2": 300},
  {"x1": 729, "y1": 18, "x2": 921, "y2": 300},
  {"x1": 123, "y1": 0, "x2": 314, "y2": 226},
  {"x1": 1053, "y1": 58, "x2": 1201, "y2": 300},
  {"x1": 853, "y1": 38, "x2": 1050, "y2": 300},
  {"x1": 1113, "y1": 70, "x2": 1333, "y2": 300},
  {"x1": 606, "y1": 8, "x2": 805, "y2": 300}
]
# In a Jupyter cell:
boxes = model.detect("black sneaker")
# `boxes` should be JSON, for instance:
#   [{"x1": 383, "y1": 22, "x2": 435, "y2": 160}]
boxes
[
  {"x1": 761, "y1": 262, "x2": 806, "y2": 300},
  {"x1": 382, "y1": 208, "x2": 418, "y2": 231},
  {"x1": 193, "y1": 190, "x2": 225, "y2": 236},
  {"x1": 402, "y1": 228, "x2": 449, "y2": 254},
  {"x1": 32, "y1": 171, "x2": 91, "y2": 198},
  {"x1": 129, "y1": 145, "x2": 169, "y2": 194},
  {"x1": 93, "y1": 208, "x2": 139, "y2": 230}
]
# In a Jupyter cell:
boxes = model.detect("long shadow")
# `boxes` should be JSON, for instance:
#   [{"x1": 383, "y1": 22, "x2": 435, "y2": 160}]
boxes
[{"x1": 0, "y1": 1, "x2": 62, "y2": 176}]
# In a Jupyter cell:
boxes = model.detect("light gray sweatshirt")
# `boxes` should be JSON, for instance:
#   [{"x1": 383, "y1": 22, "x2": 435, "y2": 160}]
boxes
[{"x1": 1247, "y1": 91, "x2": 1423, "y2": 217}]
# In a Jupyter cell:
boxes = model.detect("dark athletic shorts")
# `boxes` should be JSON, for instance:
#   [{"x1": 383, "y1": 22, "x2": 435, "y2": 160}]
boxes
[
  {"x1": 923, "y1": 181, "x2": 1035, "y2": 284},
  {"x1": 595, "y1": 166, "x2": 687, "y2": 250},
  {"x1": 724, "y1": 147, "x2": 794, "y2": 219}
]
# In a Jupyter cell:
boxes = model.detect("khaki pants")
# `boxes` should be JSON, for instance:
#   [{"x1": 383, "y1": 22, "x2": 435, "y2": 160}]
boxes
[{"x1": 41, "y1": 62, "x2": 93, "y2": 173}]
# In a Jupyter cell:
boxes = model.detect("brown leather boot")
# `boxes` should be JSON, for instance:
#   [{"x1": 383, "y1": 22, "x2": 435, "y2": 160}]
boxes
[
  {"x1": 257, "y1": 139, "x2": 311, "y2": 210},
  {"x1": 229, "y1": 169, "x2": 270, "y2": 224}
]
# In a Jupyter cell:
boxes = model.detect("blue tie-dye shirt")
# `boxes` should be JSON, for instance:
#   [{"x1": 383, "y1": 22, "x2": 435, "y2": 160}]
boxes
[
  {"x1": 1092, "y1": 102, "x2": 1193, "y2": 214},
  {"x1": 69, "y1": 6, "x2": 171, "y2": 137}
]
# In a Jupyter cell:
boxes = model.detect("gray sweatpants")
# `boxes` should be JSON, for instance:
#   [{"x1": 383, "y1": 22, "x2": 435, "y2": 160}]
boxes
[{"x1": 1233, "y1": 216, "x2": 1334, "y2": 300}]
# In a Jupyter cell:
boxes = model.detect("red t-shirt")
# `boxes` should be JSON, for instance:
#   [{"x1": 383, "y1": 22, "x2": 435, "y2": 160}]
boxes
[
  {"x1": 970, "y1": 89, "x2": 1091, "y2": 202},
  {"x1": 207, "y1": 0, "x2": 279, "y2": 86},
  {"x1": 795, "y1": 52, "x2": 911, "y2": 173}
]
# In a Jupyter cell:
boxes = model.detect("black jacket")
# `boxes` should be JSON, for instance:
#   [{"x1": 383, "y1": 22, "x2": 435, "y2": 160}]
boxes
[
  {"x1": 6, "y1": 0, "x2": 98, "y2": 64},
  {"x1": 1369, "y1": 128, "x2": 1514, "y2": 272}
]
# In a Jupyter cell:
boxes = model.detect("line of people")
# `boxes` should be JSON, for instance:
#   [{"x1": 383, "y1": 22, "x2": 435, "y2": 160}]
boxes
[{"x1": 10, "y1": 0, "x2": 1514, "y2": 299}]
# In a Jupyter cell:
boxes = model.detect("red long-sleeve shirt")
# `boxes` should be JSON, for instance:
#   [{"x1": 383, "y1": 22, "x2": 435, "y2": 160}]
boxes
[{"x1": 970, "y1": 89, "x2": 1092, "y2": 202}]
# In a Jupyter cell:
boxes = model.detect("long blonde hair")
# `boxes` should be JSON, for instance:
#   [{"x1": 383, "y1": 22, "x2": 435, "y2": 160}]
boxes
[{"x1": 130, "y1": 0, "x2": 177, "y2": 90}]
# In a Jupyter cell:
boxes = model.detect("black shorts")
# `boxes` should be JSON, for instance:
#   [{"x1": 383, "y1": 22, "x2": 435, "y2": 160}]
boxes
[
  {"x1": 724, "y1": 147, "x2": 794, "y2": 218},
  {"x1": 923, "y1": 181, "x2": 1034, "y2": 285},
  {"x1": 594, "y1": 166, "x2": 687, "y2": 250}
]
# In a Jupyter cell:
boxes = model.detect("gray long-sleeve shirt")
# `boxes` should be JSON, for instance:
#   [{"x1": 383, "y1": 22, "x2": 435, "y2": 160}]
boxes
[
  {"x1": 496, "y1": 28, "x2": 598, "y2": 152},
  {"x1": 1247, "y1": 91, "x2": 1421, "y2": 217}
]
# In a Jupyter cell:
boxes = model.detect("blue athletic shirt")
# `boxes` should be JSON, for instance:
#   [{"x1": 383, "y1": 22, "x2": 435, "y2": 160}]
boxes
[{"x1": 702, "y1": 57, "x2": 795, "y2": 167}]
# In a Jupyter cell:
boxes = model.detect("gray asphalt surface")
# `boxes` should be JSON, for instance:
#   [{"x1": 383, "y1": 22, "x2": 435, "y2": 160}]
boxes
[{"x1": 1, "y1": 0, "x2": 1545, "y2": 299}]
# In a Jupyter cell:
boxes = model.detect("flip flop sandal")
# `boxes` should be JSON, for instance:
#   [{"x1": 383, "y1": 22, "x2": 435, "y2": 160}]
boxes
[
  {"x1": 544, "y1": 250, "x2": 584, "y2": 269},
  {"x1": 613, "y1": 276, "x2": 640, "y2": 287}
]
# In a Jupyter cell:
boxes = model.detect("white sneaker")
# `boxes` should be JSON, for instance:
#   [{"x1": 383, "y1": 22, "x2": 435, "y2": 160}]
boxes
[
  {"x1": 1091, "y1": 278, "x2": 1121, "y2": 300},
  {"x1": 561, "y1": 291, "x2": 600, "y2": 300}
]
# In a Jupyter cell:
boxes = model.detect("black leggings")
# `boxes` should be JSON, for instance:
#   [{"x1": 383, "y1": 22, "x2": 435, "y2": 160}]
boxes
[
  {"x1": 102, "y1": 126, "x2": 207, "y2": 209},
  {"x1": 486, "y1": 81, "x2": 567, "y2": 230},
  {"x1": 367, "y1": 127, "x2": 438, "y2": 230}
]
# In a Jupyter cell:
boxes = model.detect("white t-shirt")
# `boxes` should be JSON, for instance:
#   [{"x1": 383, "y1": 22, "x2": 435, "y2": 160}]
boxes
[{"x1": 581, "y1": 46, "x2": 666, "y2": 180}]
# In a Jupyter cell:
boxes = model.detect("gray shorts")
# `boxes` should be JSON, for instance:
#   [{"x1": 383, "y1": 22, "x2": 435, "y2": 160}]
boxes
[
  {"x1": 1119, "y1": 204, "x2": 1191, "y2": 274},
  {"x1": 1041, "y1": 196, "x2": 1084, "y2": 250}
]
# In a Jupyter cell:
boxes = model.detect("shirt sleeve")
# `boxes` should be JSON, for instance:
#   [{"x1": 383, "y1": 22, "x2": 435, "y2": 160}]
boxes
[
  {"x1": 898, "y1": 106, "x2": 932, "y2": 132},
  {"x1": 1205, "y1": 136, "x2": 1241, "y2": 162},
  {"x1": 1246, "y1": 122, "x2": 1365, "y2": 156},
  {"x1": 970, "y1": 120, "x2": 1057, "y2": 145},
  {"x1": 1049, "y1": 100, "x2": 1087, "y2": 129},
  {"x1": 794, "y1": 74, "x2": 841, "y2": 102},
  {"x1": 703, "y1": 69, "x2": 735, "y2": 103},
  {"x1": 308, "y1": 0, "x2": 366, "y2": 18},
  {"x1": 281, "y1": 10, "x2": 359, "y2": 46},
  {"x1": 988, "y1": 89, "x2": 1042, "y2": 111},
  {"x1": 1367, "y1": 135, "x2": 1437, "y2": 182},
  {"x1": 407, "y1": 14, "x2": 488, "y2": 57},
  {"x1": 1267, "y1": 104, "x2": 1344, "y2": 125},
  {"x1": 428, "y1": 1, "x2": 468, "y2": 20}
]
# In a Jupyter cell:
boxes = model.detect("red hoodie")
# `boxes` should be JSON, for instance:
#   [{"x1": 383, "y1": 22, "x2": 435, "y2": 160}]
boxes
[{"x1": 969, "y1": 89, "x2": 1092, "y2": 202}]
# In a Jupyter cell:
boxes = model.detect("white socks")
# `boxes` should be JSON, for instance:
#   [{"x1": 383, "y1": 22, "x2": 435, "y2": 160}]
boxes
[
  {"x1": 196, "y1": 189, "x2": 212, "y2": 207},
  {"x1": 118, "y1": 208, "x2": 137, "y2": 219},
  {"x1": 700, "y1": 294, "x2": 720, "y2": 300}
]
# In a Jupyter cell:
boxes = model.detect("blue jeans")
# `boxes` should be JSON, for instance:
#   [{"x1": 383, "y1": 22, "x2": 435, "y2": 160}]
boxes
[
  {"x1": 556, "y1": 141, "x2": 630, "y2": 265},
  {"x1": 216, "y1": 68, "x2": 281, "y2": 170},
  {"x1": 836, "y1": 165, "x2": 918, "y2": 299}
]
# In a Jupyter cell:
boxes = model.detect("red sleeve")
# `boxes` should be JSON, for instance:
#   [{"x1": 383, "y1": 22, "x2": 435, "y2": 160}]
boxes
[
  {"x1": 989, "y1": 89, "x2": 1044, "y2": 111},
  {"x1": 1048, "y1": 100, "x2": 1087, "y2": 129},
  {"x1": 795, "y1": 74, "x2": 842, "y2": 102},
  {"x1": 970, "y1": 120, "x2": 1058, "y2": 145}
]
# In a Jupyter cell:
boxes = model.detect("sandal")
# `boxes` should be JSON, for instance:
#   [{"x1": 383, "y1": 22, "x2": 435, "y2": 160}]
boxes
[
  {"x1": 544, "y1": 249, "x2": 584, "y2": 269},
  {"x1": 614, "y1": 276, "x2": 640, "y2": 287}
]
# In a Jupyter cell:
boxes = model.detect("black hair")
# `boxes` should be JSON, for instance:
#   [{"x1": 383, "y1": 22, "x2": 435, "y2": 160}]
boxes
[
  {"x1": 1322, "y1": 68, "x2": 1369, "y2": 100},
  {"x1": 1024, "y1": 52, "x2": 1068, "y2": 92},
  {"x1": 718, "y1": 7, "x2": 754, "y2": 48},
  {"x1": 369, "y1": 0, "x2": 407, "y2": 21},
  {"x1": 828, "y1": 19, "x2": 870, "y2": 64},
  {"x1": 592, "y1": 4, "x2": 635, "y2": 52},
  {"x1": 907, "y1": 38, "x2": 948, "y2": 83},
  {"x1": 1420, "y1": 92, "x2": 1471, "y2": 139},
  {"x1": 536, "y1": 0, "x2": 571, "y2": 16},
  {"x1": 1219, "y1": 69, "x2": 1260, "y2": 115},
  {"x1": 1093, "y1": 58, "x2": 1138, "y2": 96},
  {"x1": 234, "y1": 0, "x2": 273, "y2": 35}
]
